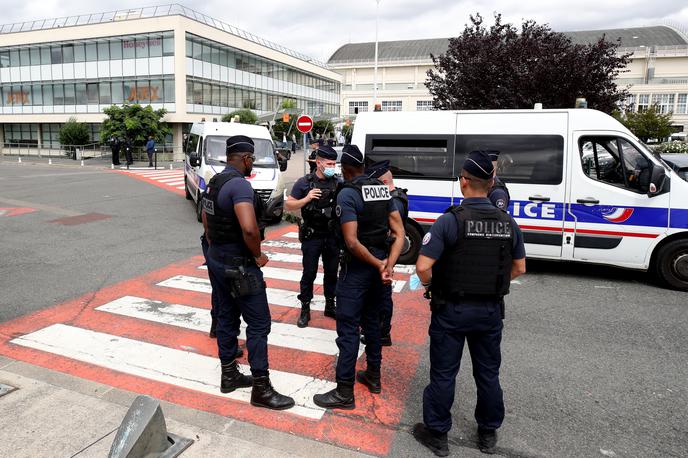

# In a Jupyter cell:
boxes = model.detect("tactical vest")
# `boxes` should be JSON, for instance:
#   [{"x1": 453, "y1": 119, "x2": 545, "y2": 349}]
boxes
[
  {"x1": 432, "y1": 204, "x2": 514, "y2": 300},
  {"x1": 488, "y1": 176, "x2": 511, "y2": 208},
  {"x1": 333, "y1": 177, "x2": 391, "y2": 251},
  {"x1": 202, "y1": 169, "x2": 266, "y2": 248},
  {"x1": 300, "y1": 173, "x2": 339, "y2": 233},
  {"x1": 390, "y1": 187, "x2": 409, "y2": 223}
]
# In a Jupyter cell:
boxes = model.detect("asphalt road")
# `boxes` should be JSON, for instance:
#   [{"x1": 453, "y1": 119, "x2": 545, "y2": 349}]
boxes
[{"x1": 1, "y1": 160, "x2": 686, "y2": 457}]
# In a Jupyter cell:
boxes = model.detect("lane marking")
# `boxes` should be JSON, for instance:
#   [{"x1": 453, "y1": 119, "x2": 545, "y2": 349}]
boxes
[
  {"x1": 95, "y1": 296, "x2": 354, "y2": 356},
  {"x1": 11, "y1": 324, "x2": 334, "y2": 420},
  {"x1": 284, "y1": 232, "x2": 299, "y2": 239}
]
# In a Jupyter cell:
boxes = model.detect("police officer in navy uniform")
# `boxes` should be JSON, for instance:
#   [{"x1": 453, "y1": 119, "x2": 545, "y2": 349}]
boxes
[
  {"x1": 313, "y1": 145, "x2": 405, "y2": 409},
  {"x1": 203, "y1": 135, "x2": 295, "y2": 411},
  {"x1": 361, "y1": 160, "x2": 408, "y2": 346},
  {"x1": 412, "y1": 151, "x2": 526, "y2": 456},
  {"x1": 284, "y1": 144, "x2": 340, "y2": 327},
  {"x1": 307, "y1": 138, "x2": 323, "y2": 174},
  {"x1": 485, "y1": 150, "x2": 510, "y2": 211}
]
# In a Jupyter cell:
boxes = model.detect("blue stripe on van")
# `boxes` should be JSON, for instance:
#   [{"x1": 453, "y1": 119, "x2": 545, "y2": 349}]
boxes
[
  {"x1": 408, "y1": 194, "x2": 453, "y2": 214},
  {"x1": 670, "y1": 209, "x2": 688, "y2": 229}
]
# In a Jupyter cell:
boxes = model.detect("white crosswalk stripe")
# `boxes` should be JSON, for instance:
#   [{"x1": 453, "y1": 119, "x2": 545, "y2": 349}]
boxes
[
  {"x1": 283, "y1": 232, "x2": 299, "y2": 239},
  {"x1": 11, "y1": 324, "x2": 334, "y2": 420},
  {"x1": 96, "y1": 296, "x2": 357, "y2": 356}
]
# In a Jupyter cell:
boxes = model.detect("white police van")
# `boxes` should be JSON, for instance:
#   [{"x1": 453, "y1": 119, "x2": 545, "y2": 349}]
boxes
[
  {"x1": 184, "y1": 121, "x2": 287, "y2": 223},
  {"x1": 351, "y1": 109, "x2": 688, "y2": 290}
]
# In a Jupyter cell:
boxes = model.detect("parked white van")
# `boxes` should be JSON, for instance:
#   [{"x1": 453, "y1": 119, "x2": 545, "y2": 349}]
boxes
[
  {"x1": 184, "y1": 121, "x2": 287, "y2": 224},
  {"x1": 351, "y1": 109, "x2": 688, "y2": 290}
]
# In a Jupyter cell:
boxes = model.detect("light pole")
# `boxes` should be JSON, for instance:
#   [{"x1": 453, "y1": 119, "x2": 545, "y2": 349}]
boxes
[{"x1": 374, "y1": 0, "x2": 381, "y2": 106}]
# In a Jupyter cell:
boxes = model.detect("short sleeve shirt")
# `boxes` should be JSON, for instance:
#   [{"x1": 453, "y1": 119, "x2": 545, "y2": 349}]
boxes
[
  {"x1": 216, "y1": 165, "x2": 254, "y2": 212},
  {"x1": 420, "y1": 197, "x2": 526, "y2": 260}
]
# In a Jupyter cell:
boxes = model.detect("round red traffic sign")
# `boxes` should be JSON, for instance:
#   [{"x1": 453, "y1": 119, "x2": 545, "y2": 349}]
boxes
[{"x1": 296, "y1": 115, "x2": 313, "y2": 134}]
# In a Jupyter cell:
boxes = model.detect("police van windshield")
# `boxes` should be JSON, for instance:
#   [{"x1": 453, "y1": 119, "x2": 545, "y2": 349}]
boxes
[{"x1": 204, "y1": 136, "x2": 276, "y2": 168}]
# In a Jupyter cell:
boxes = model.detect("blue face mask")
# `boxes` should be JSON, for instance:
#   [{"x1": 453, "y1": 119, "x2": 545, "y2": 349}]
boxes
[{"x1": 323, "y1": 167, "x2": 336, "y2": 178}]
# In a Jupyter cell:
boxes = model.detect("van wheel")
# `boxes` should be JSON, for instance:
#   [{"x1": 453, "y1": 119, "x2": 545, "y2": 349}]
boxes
[
  {"x1": 184, "y1": 176, "x2": 193, "y2": 200},
  {"x1": 654, "y1": 239, "x2": 688, "y2": 291},
  {"x1": 397, "y1": 222, "x2": 422, "y2": 265},
  {"x1": 196, "y1": 194, "x2": 203, "y2": 223}
]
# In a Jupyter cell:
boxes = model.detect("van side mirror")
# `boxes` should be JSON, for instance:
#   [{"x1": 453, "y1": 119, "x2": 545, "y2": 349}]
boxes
[
  {"x1": 648, "y1": 164, "x2": 667, "y2": 197},
  {"x1": 275, "y1": 151, "x2": 288, "y2": 172},
  {"x1": 189, "y1": 154, "x2": 200, "y2": 168}
]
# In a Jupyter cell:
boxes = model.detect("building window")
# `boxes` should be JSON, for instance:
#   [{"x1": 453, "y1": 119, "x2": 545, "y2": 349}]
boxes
[
  {"x1": 677, "y1": 94, "x2": 687, "y2": 114},
  {"x1": 637, "y1": 94, "x2": 650, "y2": 112},
  {"x1": 651, "y1": 93, "x2": 675, "y2": 114},
  {"x1": 416, "y1": 100, "x2": 434, "y2": 111},
  {"x1": 381, "y1": 100, "x2": 402, "y2": 112},
  {"x1": 348, "y1": 101, "x2": 368, "y2": 114}
]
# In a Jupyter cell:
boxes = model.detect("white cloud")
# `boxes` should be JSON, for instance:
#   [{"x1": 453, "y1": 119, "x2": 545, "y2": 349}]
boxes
[{"x1": 1, "y1": 1, "x2": 687, "y2": 62}]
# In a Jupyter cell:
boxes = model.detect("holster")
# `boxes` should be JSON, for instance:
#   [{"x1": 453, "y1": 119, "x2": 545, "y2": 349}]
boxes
[
  {"x1": 298, "y1": 222, "x2": 316, "y2": 242},
  {"x1": 224, "y1": 265, "x2": 263, "y2": 298}
]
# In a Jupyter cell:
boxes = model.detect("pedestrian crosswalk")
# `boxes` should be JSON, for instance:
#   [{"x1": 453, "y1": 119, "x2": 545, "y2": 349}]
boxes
[
  {"x1": 0, "y1": 226, "x2": 425, "y2": 454},
  {"x1": 116, "y1": 169, "x2": 186, "y2": 195}
]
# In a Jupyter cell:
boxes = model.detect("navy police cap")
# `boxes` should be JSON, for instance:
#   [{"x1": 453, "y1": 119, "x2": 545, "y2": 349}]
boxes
[
  {"x1": 315, "y1": 145, "x2": 338, "y2": 160},
  {"x1": 486, "y1": 150, "x2": 500, "y2": 161},
  {"x1": 463, "y1": 151, "x2": 495, "y2": 180},
  {"x1": 365, "y1": 160, "x2": 391, "y2": 179},
  {"x1": 226, "y1": 135, "x2": 254, "y2": 154},
  {"x1": 341, "y1": 144, "x2": 364, "y2": 166}
]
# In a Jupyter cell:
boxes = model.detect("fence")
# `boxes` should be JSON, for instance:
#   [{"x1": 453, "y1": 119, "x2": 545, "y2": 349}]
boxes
[{"x1": 1, "y1": 143, "x2": 184, "y2": 163}]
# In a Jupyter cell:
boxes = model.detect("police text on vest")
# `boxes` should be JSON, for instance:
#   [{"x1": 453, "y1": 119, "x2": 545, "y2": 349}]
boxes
[{"x1": 361, "y1": 185, "x2": 391, "y2": 202}]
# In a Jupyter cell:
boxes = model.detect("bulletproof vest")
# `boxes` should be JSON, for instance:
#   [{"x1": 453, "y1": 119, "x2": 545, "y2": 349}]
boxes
[
  {"x1": 202, "y1": 169, "x2": 266, "y2": 248},
  {"x1": 300, "y1": 173, "x2": 339, "y2": 233},
  {"x1": 336, "y1": 177, "x2": 391, "y2": 250},
  {"x1": 390, "y1": 187, "x2": 409, "y2": 223},
  {"x1": 432, "y1": 204, "x2": 514, "y2": 300},
  {"x1": 488, "y1": 176, "x2": 511, "y2": 208}
]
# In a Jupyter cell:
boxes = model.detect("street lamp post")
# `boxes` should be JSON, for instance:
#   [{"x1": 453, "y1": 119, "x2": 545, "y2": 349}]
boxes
[{"x1": 374, "y1": 0, "x2": 380, "y2": 106}]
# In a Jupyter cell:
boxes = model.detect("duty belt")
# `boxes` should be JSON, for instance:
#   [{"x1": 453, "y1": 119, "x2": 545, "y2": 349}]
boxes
[{"x1": 210, "y1": 252, "x2": 256, "y2": 267}]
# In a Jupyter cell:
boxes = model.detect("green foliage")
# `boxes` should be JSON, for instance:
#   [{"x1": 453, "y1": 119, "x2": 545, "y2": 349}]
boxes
[
  {"x1": 654, "y1": 141, "x2": 688, "y2": 154},
  {"x1": 615, "y1": 105, "x2": 674, "y2": 142},
  {"x1": 342, "y1": 123, "x2": 353, "y2": 138},
  {"x1": 101, "y1": 104, "x2": 170, "y2": 145},
  {"x1": 58, "y1": 117, "x2": 91, "y2": 151},
  {"x1": 222, "y1": 109, "x2": 258, "y2": 124},
  {"x1": 313, "y1": 120, "x2": 334, "y2": 139},
  {"x1": 280, "y1": 98, "x2": 297, "y2": 109}
]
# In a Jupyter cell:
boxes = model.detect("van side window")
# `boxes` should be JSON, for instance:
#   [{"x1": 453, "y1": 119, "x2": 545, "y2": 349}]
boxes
[
  {"x1": 579, "y1": 137, "x2": 651, "y2": 193},
  {"x1": 455, "y1": 135, "x2": 564, "y2": 185},
  {"x1": 365, "y1": 136, "x2": 453, "y2": 179},
  {"x1": 185, "y1": 134, "x2": 200, "y2": 155}
]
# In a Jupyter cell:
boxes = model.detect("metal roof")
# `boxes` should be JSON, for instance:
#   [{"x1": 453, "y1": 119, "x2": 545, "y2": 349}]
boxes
[
  {"x1": 328, "y1": 25, "x2": 688, "y2": 65},
  {"x1": 0, "y1": 4, "x2": 327, "y2": 68}
]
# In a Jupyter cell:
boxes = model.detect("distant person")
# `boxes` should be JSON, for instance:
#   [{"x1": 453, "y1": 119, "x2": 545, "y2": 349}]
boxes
[
  {"x1": 110, "y1": 137, "x2": 121, "y2": 166},
  {"x1": 123, "y1": 138, "x2": 133, "y2": 166},
  {"x1": 146, "y1": 135, "x2": 156, "y2": 168},
  {"x1": 307, "y1": 138, "x2": 322, "y2": 174}
]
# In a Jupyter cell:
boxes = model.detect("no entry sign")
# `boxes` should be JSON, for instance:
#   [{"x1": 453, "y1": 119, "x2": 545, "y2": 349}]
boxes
[{"x1": 296, "y1": 115, "x2": 313, "y2": 134}]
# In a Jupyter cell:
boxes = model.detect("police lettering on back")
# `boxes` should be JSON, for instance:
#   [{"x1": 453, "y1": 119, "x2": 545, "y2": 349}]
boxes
[
  {"x1": 465, "y1": 220, "x2": 512, "y2": 239},
  {"x1": 361, "y1": 185, "x2": 391, "y2": 201}
]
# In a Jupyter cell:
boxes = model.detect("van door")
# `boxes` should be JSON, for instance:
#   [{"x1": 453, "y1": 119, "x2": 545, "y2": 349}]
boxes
[
  {"x1": 454, "y1": 133, "x2": 567, "y2": 259},
  {"x1": 184, "y1": 133, "x2": 201, "y2": 198},
  {"x1": 568, "y1": 133, "x2": 670, "y2": 267}
]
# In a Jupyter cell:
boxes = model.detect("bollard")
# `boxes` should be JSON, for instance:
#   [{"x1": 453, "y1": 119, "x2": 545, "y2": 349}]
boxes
[
  {"x1": 169, "y1": 164, "x2": 173, "y2": 170},
  {"x1": 18, "y1": 156, "x2": 21, "y2": 163},
  {"x1": 48, "y1": 158, "x2": 52, "y2": 165},
  {"x1": 80, "y1": 160, "x2": 84, "y2": 167},
  {"x1": 111, "y1": 163, "x2": 115, "y2": 169}
]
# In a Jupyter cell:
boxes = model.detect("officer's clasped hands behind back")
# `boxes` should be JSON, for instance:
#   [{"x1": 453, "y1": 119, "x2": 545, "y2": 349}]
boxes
[{"x1": 412, "y1": 151, "x2": 526, "y2": 457}]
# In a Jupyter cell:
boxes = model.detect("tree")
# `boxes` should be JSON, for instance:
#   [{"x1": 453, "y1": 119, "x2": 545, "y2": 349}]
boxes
[
  {"x1": 313, "y1": 120, "x2": 335, "y2": 139},
  {"x1": 426, "y1": 13, "x2": 631, "y2": 113},
  {"x1": 101, "y1": 104, "x2": 170, "y2": 145},
  {"x1": 222, "y1": 109, "x2": 258, "y2": 125},
  {"x1": 59, "y1": 117, "x2": 91, "y2": 157},
  {"x1": 615, "y1": 105, "x2": 674, "y2": 142}
]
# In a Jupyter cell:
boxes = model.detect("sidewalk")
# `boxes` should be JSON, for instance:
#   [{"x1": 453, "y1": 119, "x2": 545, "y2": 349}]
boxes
[
  {"x1": 0, "y1": 355, "x2": 368, "y2": 457},
  {"x1": 0, "y1": 154, "x2": 182, "y2": 170}
]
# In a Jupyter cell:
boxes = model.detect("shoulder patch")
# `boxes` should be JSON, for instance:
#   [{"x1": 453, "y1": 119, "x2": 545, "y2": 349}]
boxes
[
  {"x1": 361, "y1": 185, "x2": 391, "y2": 202},
  {"x1": 335, "y1": 205, "x2": 342, "y2": 217},
  {"x1": 495, "y1": 199, "x2": 506, "y2": 209},
  {"x1": 422, "y1": 232, "x2": 432, "y2": 245}
]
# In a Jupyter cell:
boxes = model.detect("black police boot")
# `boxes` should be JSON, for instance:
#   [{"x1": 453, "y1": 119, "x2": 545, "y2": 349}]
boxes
[
  {"x1": 413, "y1": 423, "x2": 449, "y2": 457},
  {"x1": 220, "y1": 361, "x2": 253, "y2": 393},
  {"x1": 251, "y1": 375, "x2": 295, "y2": 410},
  {"x1": 478, "y1": 427, "x2": 498, "y2": 454},
  {"x1": 356, "y1": 367, "x2": 381, "y2": 394},
  {"x1": 297, "y1": 301, "x2": 310, "y2": 328},
  {"x1": 323, "y1": 298, "x2": 336, "y2": 319},
  {"x1": 313, "y1": 380, "x2": 355, "y2": 410},
  {"x1": 209, "y1": 316, "x2": 217, "y2": 338}
]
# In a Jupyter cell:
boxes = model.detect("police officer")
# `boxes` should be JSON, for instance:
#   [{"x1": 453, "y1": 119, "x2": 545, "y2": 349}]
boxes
[
  {"x1": 307, "y1": 138, "x2": 323, "y2": 174},
  {"x1": 313, "y1": 145, "x2": 405, "y2": 409},
  {"x1": 284, "y1": 144, "x2": 340, "y2": 327},
  {"x1": 203, "y1": 135, "x2": 295, "y2": 410},
  {"x1": 485, "y1": 150, "x2": 510, "y2": 210},
  {"x1": 110, "y1": 137, "x2": 121, "y2": 166},
  {"x1": 123, "y1": 137, "x2": 133, "y2": 166},
  {"x1": 361, "y1": 160, "x2": 408, "y2": 346},
  {"x1": 412, "y1": 151, "x2": 526, "y2": 456}
]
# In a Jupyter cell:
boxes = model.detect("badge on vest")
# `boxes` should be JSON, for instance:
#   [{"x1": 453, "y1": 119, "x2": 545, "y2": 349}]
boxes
[
  {"x1": 464, "y1": 220, "x2": 512, "y2": 239},
  {"x1": 361, "y1": 185, "x2": 391, "y2": 202},
  {"x1": 202, "y1": 198, "x2": 215, "y2": 215}
]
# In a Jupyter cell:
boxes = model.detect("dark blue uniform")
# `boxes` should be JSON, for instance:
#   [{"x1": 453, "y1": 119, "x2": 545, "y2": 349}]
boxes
[
  {"x1": 205, "y1": 165, "x2": 271, "y2": 376},
  {"x1": 488, "y1": 176, "x2": 510, "y2": 210},
  {"x1": 378, "y1": 195, "x2": 406, "y2": 339},
  {"x1": 420, "y1": 197, "x2": 525, "y2": 434},
  {"x1": 334, "y1": 177, "x2": 398, "y2": 382}
]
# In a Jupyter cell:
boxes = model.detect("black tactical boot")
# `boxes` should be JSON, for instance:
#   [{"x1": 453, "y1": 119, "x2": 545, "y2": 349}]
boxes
[
  {"x1": 356, "y1": 367, "x2": 381, "y2": 394},
  {"x1": 478, "y1": 427, "x2": 498, "y2": 454},
  {"x1": 251, "y1": 376, "x2": 295, "y2": 410},
  {"x1": 297, "y1": 301, "x2": 310, "y2": 328},
  {"x1": 220, "y1": 361, "x2": 253, "y2": 393},
  {"x1": 313, "y1": 381, "x2": 355, "y2": 410},
  {"x1": 209, "y1": 316, "x2": 217, "y2": 338},
  {"x1": 413, "y1": 423, "x2": 449, "y2": 457},
  {"x1": 323, "y1": 297, "x2": 336, "y2": 319}
]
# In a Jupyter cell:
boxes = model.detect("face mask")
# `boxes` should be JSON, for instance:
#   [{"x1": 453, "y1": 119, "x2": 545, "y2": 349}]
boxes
[{"x1": 323, "y1": 167, "x2": 336, "y2": 178}]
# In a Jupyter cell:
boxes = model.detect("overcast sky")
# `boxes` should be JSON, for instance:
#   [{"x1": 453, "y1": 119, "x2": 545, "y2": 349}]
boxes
[{"x1": 2, "y1": 1, "x2": 688, "y2": 62}]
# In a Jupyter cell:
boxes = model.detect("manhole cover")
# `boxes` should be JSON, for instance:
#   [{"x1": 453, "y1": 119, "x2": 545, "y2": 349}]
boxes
[{"x1": 0, "y1": 383, "x2": 17, "y2": 397}]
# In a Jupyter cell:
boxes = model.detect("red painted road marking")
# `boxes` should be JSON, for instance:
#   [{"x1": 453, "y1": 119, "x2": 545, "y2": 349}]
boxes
[
  {"x1": 0, "y1": 207, "x2": 37, "y2": 217},
  {"x1": 115, "y1": 169, "x2": 186, "y2": 196},
  {"x1": 0, "y1": 224, "x2": 429, "y2": 456}
]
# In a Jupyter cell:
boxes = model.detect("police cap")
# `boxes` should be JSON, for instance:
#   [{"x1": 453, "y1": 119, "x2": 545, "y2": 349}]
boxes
[
  {"x1": 226, "y1": 135, "x2": 255, "y2": 155},
  {"x1": 341, "y1": 144, "x2": 364, "y2": 166},
  {"x1": 463, "y1": 151, "x2": 495, "y2": 180},
  {"x1": 365, "y1": 160, "x2": 391, "y2": 179},
  {"x1": 309, "y1": 136, "x2": 320, "y2": 145},
  {"x1": 315, "y1": 145, "x2": 338, "y2": 160},
  {"x1": 486, "y1": 150, "x2": 500, "y2": 161}
]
